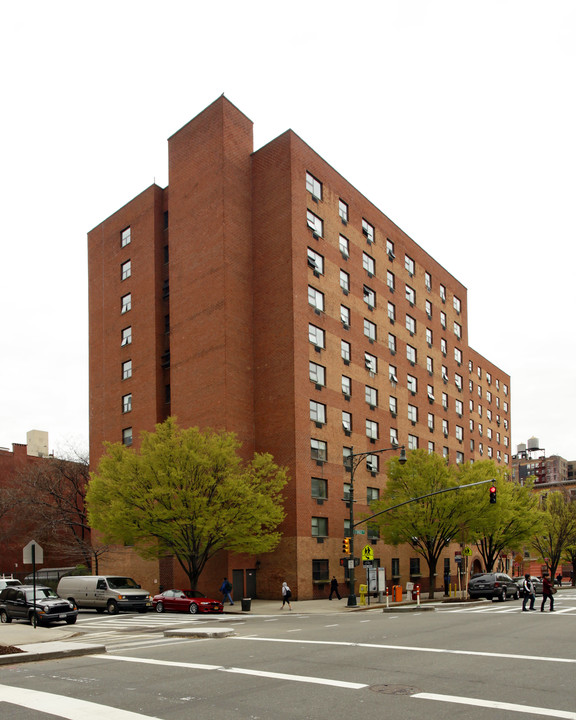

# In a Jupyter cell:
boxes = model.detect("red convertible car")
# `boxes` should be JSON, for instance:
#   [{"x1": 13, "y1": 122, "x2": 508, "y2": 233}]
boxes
[{"x1": 152, "y1": 589, "x2": 223, "y2": 614}]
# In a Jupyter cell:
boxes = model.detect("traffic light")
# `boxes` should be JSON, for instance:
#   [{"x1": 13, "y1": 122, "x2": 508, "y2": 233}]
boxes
[
  {"x1": 489, "y1": 485, "x2": 497, "y2": 504},
  {"x1": 342, "y1": 538, "x2": 350, "y2": 554}
]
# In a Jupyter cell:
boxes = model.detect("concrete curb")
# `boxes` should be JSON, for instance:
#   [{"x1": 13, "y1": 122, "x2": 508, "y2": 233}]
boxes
[
  {"x1": 164, "y1": 627, "x2": 236, "y2": 639},
  {"x1": 0, "y1": 641, "x2": 106, "y2": 666}
]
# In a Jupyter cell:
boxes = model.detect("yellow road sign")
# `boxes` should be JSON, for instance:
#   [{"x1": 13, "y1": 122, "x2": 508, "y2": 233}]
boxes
[{"x1": 362, "y1": 545, "x2": 374, "y2": 562}]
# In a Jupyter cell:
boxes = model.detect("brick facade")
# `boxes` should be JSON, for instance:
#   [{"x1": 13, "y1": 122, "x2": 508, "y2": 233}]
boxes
[{"x1": 88, "y1": 96, "x2": 511, "y2": 600}]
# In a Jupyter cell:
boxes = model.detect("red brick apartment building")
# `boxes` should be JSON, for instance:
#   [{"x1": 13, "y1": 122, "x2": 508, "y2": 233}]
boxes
[{"x1": 88, "y1": 96, "x2": 511, "y2": 600}]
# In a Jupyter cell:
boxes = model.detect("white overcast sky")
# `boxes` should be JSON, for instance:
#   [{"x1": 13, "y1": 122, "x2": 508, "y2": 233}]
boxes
[{"x1": 1, "y1": 1, "x2": 574, "y2": 459}]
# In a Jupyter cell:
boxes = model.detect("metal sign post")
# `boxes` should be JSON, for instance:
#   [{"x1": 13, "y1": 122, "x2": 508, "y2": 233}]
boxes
[{"x1": 23, "y1": 541, "x2": 44, "y2": 629}]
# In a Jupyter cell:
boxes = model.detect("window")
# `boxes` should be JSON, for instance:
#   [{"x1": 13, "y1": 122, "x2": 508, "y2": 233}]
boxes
[
  {"x1": 309, "y1": 361, "x2": 325, "y2": 387},
  {"x1": 405, "y1": 255, "x2": 415, "y2": 276},
  {"x1": 455, "y1": 399, "x2": 463, "y2": 416},
  {"x1": 340, "y1": 269, "x2": 350, "y2": 294},
  {"x1": 426, "y1": 327, "x2": 433, "y2": 346},
  {"x1": 455, "y1": 373, "x2": 463, "y2": 391},
  {"x1": 408, "y1": 434, "x2": 418, "y2": 450},
  {"x1": 310, "y1": 400, "x2": 326, "y2": 425},
  {"x1": 388, "y1": 333, "x2": 396, "y2": 354},
  {"x1": 342, "y1": 411, "x2": 352, "y2": 433},
  {"x1": 440, "y1": 311, "x2": 447, "y2": 329},
  {"x1": 341, "y1": 375, "x2": 351, "y2": 396},
  {"x1": 453, "y1": 295, "x2": 461, "y2": 314},
  {"x1": 343, "y1": 447, "x2": 352, "y2": 469},
  {"x1": 121, "y1": 293, "x2": 132, "y2": 314},
  {"x1": 121, "y1": 326, "x2": 132, "y2": 346},
  {"x1": 428, "y1": 441, "x2": 435, "y2": 454},
  {"x1": 407, "y1": 374, "x2": 417, "y2": 394},
  {"x1": 362, "y1": 218, "x2": 375, "y2": 243},
  {"x1": 389, "y1": 365, "x2": 398, "y2": 384},
  {"x1": 122, "y1": 359, "x2": 132, "y2": 380},
  {"x1": 425, "y1": 299, "x2": 432, "y2": 318},
  {"x1": 426, "y1": 356, "x2": 434, "y2": 375},
  {"x1": 365, "y1": 352, "x2": 377, "y2": 374},
  {"x1": 410, "y1": 557, "x2": 421, "y2": 575},
  {"x1": 312, "y1": 559, "x2": 329, "y2": 581},
  {"x1": 308, "y1": 323, "x2": 325, "y2": 349},
  {"x1": 486, "y1": 390, "x2": 492, "y2": 403},
  {"x1": 363, "y1": 285, "x2": 375, "y2": 309},
  {"x1": 387, "y1": 270, "x2": 395, "y2": 292},
  {"x1": 391, "y1": 558, "x2": 400, "y2": 576},
  {"x1": 389, "y1": 395, "x2": 397, "y2": 414},
  {"x1": 442, "y1": 365, "x2": 448, "y2": 382},
  {"x1": 454, "y1": 347, "x2": 462, "y2": 364},
  {"x1": 367, "y1": 487, "x2": 379, "y2": 503},
  {"x1": 425, "y1": 271, "x2": 432, "y2": 292},
  {"x1": 440, "y1": 338, "x2": 447, "y2": 356},
  {"x1": 121, "y1": 260, "x2": 131, "y2": 281},
  {"x1": 364, "y1": 318, "x2": 377, "y2": 342},
  {"x1": 122, "y1": 427, "x2": 133, "y2": 446},
  {"x1": 442, "y1": 392, "x2": 448, "y2": 409},
  {"x1": 343, "y1": 484, "x2": 351, "y2": 503},
  {"x1": 308, "y1": 286, "x2": 324, "y2": 312},
  {"x1": 390, "y1": 427, "x2": 399, "y2": 446},
  {"x1": 341, "y1": 340, "x2": 351, "y2": 363},
  {"x1": 440, "y1": 284, "x2": 446, "y2": 303},
  {"x1": 307, "y1": 247, "x2": 324, "y2": 275},
  {"x1": 406, "y1": 344, "x2": 417, "y2": 365},
  {"x1": 311, "y1": 517, "x2": 328, "y2": 537},
  {"x1": 339, "y1": 199, "x2": 349, "y2": 223},
  {"x1": 366, "y1": 419, "x2": 379, "y2": 440},
  {"x1": 122, "y1": 393, "x2": 132, "y2": 413},
  {"x1": 307, "y1": 210, "x2": 323, "y2": 237},
  {"x1": 312, "y1": 477, "x2": 327, "y2": 499},
  {"x1": 428, "y1": 412, "x2": 434, "y2": 431},
  {"x1": 340, "y1": 305, "x2": 350, "y2": 327},
  {"x1": 387, "y1": 301, "x2": 396, "y2": 323},
  {"x1": 365, "y1": 385, "x2": 378, "y2": 407},
  {"x1": 406, "y1": 314, "x2": 416, "y2": 335},
  {"x1": 454, "y1": 321, "x2": 462, "y2": 340},
  {"x1": 121, "y1": 227, "x2": 131, "y2": 247},
  {"x1": 427, "y1": 384, "x2": 435, "y2": 401},
  {"x1": 442, "y1": 419, "x2": 449, "y2": 436},
  {"x1": 486, "y1": 372, "x2": 492, "y2": 385},
  {"x1": 366, "y1": 454, "x2": 379, "y2": 473},
  {"x1": 405, "y1": 284, "x2": 415, "y2": 305},
  {"x1": 339, "y1": 235, "x2": 349, "y2": 258},
  {"x1": 311, "y1": 438, "x2": 327, "y2": 462},
  {"x1": 306, "y1": 171, "x2": 322, "y2": 200},
  {"x1": 386, "y1": 239, "x2": 395, "y2": 258},
  {"x1": 456, "y1": 425, "x2": 464, "y2": 442},
  {"x1": 363, "y1": 252, "x2": 375, "y2": 276},
  {"x1": 408, "y1": 404, "x2": 418, "y2": 423}
]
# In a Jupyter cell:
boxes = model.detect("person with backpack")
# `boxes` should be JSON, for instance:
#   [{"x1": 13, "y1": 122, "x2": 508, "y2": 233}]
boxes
[
  {"x1": 522, "y1": 574, "x2": 536, "y2": 611},
  {"x1": 220, "y1": 577, "x2": 234, "y2": 605},
  {"x1": 281, "y1": 581, "x2": 292, "y2": 609}
]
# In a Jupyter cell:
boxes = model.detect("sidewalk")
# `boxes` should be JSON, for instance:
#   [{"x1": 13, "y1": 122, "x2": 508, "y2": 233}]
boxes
[{"x1": 0, "y1": 593, "x2": 463, "y2": 666}]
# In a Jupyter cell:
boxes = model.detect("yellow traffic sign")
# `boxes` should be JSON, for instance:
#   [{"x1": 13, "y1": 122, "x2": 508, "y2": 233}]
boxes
[
  {"x1": 463, "y1": 546, "x2": 472, "y2": 556},
  {"x1": 362, "y1": 545, "x2": 374, "y2": 562}
]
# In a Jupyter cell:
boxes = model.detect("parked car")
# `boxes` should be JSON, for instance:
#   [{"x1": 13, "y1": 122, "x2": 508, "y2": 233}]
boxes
[
  {"x1": 512, "y1": 576, "x2": 544, "y2": 597},
  {"x1": 0, "y1": 575, "x2": 22, "y2": 591},
  {"x1": 57, "y1": 575, "x2": 152, "y2": 614},
  {"x1": 152, "y1": 589, "x2": 223, "y2": 614},
  {"x1": 468, "y1": 573, "x2": 520, "y2": 601},
  {"x1": 0, "y1": 585, "x2": 78, "y2": 626}
]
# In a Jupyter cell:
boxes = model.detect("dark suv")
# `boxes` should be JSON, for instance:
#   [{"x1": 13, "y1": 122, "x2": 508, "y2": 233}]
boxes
[
  {"x1": 468, "y1": 573, "x2": 519, "y2": 602},
  {"x1": 0, "y1": 585, "x2": 78, "y2": 626}
]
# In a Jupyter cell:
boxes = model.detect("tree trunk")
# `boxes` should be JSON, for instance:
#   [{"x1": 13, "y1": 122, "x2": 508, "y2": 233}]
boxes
[{"x1": 428, "y1": 558, "x2": 437, "y2": 599}]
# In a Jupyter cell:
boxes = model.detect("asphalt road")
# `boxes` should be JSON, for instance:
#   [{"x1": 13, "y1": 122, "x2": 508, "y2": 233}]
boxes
[{"x1": 2, "y1": 591, "x2": 576, "y2": 719}]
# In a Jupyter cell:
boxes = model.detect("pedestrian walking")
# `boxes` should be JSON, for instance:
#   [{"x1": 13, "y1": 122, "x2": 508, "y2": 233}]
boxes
[
  {"x1": 540, "y1": 573, "x2": 555, "y2": 612},
  {"x1": 522, "y1": 574, "x2": 536, "y2": 611},
  {"x1": 281, "y1": 581, "x2": 292, "y2": 609},
  {"x1": 556, "y1": 573, "x2": 562, "y2": 587},
  {"x1": 329, "y1": 576, "x2": 341, "y2": 600},
  {"x1": 220, "y1": 577, "x2": 234, "y2": 605}
]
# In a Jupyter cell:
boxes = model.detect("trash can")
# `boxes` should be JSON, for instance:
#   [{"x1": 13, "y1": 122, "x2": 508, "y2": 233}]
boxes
[
  {"x1": 412, "y1": 587, "x2": 419, "y2": 600},
  {"x1": 394, "y1": 585, "x2": 402, "y2": 602},
  {"x1": 241, "y1": 598, "x2": 251, "y2": 612}
]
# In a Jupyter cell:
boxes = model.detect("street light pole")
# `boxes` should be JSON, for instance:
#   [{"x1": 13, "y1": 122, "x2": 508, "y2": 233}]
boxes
[{"x1": 346, "y1": 444, "x2": 406, "y2": 607}]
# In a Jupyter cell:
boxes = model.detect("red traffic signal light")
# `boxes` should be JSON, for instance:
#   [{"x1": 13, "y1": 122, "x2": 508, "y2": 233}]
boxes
[
  {"x1": 342, "y1": 538, "x2": 351, "y2": 554},
  {"x1": 489, "y1": 485, "x2": 497, "y2": 504}
]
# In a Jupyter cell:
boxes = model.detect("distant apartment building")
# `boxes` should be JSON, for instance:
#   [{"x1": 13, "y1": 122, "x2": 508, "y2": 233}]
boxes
[{"x1": 88, "y1": 96, "x2": 511, "y2": 599}]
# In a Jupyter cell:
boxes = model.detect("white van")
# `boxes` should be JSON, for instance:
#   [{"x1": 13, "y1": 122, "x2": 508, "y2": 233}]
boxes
[
  {"x1": 0, "y1": 575, "x2": 22, "y2": 591},
  {"x1": 57, "y1": 575, "x2": 152, "y2": 614}
]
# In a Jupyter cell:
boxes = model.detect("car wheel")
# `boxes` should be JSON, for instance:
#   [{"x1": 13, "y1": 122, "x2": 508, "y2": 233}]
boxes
[
  {"x1": 155, "y1": 602, "x2": 164, "y2": 613},
  {"x1": 66, "y1": 616, "x2": 77, "y2": 625},
  {"x1": 500, "y1": 588, "x2": 507, "y2": 602},
  {"x1": 189, "y1": 603, "x2": 199, "y2": 614},
  {"x1": 30, "y1": 612, "x2": 42, "y2": 626},
  {"x1": 0, "y1": 609, "x2": 12, "y2": 624},
  {"x1": 107, "y1": 600, "x2": 119, "y2": 615},
  {"x1": 513, "y1": 590, "x2": 519, "y2": 600}
]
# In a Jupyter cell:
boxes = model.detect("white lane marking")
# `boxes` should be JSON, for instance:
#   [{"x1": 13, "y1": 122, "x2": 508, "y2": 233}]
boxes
[
  {"x1": 0, "y1": 683, "x2": 162, "y2": 720},
  {"x1": 413, "y1": 692, "x2": 576, "y2": 719},
  {"x1": 233, "y1": 637, "x2": 576, "y2": 664},
  {"x1": 325, "y1": 624, "x2": 340, "y2": 628},
  {"x1": 93, "y1": 655, "x2": 367, "y2": 689}
]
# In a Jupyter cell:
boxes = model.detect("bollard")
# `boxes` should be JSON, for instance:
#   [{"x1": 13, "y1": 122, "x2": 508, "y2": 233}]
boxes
[
  {"x1": 416, "y1": 585, "x2": 420, "y2": 607},
  {"x1": 386, "y1": 586, "x2": 389, "y2": 608},
  {"x1": 359, "y1": 584, "x2": 367, "y2": 606}
]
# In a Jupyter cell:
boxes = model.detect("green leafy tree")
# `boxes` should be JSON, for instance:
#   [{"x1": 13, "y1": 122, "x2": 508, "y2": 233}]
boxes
[
  {"x1": 532, "y1": 490, "x2": 576, "y2": 579},
  {"x1": 371, "y1": 450, "x2": 476, "y2": 599},
  {"x1": 460, "y1": 461, "x2": 542, "y2": 572},
  {"x1": 86, "y1": 418, "x2": 288, "y2": 589}
]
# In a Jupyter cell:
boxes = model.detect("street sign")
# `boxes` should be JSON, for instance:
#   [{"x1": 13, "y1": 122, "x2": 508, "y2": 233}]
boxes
[
  {"x1": 363, "y1": 561, "x2": 373, "y2": 567},
  {"x1": 23, "y1": 540, "x2": 43, "y2": 564},
  {"x1": 362, "y1": 545, "x2": 374, "y2": 562},
  {"x1": 354, "y1": 529, "x2": 366, "y2": 535},
  {"x1": 463, "y1": 547, "x2": 472, "y2": 556},
  {"x1": 454, "y1": 551, "x2": 462, "y2": 562}
]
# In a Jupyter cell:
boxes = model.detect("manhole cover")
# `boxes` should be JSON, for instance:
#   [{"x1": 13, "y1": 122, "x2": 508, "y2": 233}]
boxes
[{"x1": 369, "y1": 684, "x2": 419, "y2": 696}]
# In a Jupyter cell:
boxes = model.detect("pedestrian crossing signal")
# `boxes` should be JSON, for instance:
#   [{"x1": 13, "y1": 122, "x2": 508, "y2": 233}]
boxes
[
  {"x1": 342, "y1": 538, "x2": 350, "y2": 554},
  {"x1": 489, "y1": 485, "x2": 497, "y2": 504}
]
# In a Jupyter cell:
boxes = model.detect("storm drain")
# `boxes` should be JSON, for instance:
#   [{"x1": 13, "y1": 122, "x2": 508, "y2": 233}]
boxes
[{"x1": 369, "y1": 684, "x2": 420, "y2": 696}]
